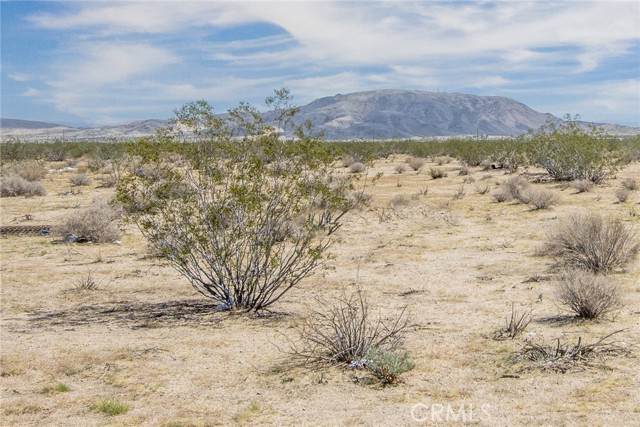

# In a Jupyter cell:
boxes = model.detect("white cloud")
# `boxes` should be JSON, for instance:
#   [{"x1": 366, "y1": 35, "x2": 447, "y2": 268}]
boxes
[
  {"x1": 21, "y1": 88, "x2": 40, "y2": 97},
  {"x1": 18, "y1": 1, "x2": 640, "y2": 125},
  {"x1": 9, "y1": 73, "x2": 31, "y2": 82}
]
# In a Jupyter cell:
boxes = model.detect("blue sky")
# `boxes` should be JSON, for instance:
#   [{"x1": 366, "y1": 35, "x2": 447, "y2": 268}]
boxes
[{"x1": 1, "y1": 1, "x2": 639, "y2": 127}]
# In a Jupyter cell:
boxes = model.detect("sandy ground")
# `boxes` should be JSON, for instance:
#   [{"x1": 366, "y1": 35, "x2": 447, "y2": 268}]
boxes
[{"x1": 1, "y1": 156, "x2": 639, "y2": 426}]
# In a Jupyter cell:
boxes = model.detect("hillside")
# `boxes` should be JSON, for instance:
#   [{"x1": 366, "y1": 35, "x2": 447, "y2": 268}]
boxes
[{"x1": 2, "y1": 90, "x2": 638, "y2": 140}]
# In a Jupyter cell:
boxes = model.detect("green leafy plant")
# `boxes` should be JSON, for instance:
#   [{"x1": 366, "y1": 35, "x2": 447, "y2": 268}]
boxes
[
  {"x1": 92, "y1": 398, "x2": 130, "y2": 416},
  {"x1": 365, "y1": 346, "x2": 415, "y2": 385},
  {"x1": 530, "y1": 116, "x2": 625, "y2": 183},
  {"x1": 117, "y1": 89, "x2": 355, "y2": 312}
]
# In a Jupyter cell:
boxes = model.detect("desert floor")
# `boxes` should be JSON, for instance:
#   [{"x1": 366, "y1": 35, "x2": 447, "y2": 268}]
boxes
[{"x1": 1, "y1": 155, "x2": 639, "y2": 426}]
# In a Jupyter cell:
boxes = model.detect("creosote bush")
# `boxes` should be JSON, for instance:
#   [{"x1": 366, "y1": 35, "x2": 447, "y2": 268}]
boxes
[
  {"x1": 58, "y1": 199, "x2": 122, "y2": 243},
  {"x1": 1, "y1": 175, "x2": 47, "y2": 197},
  {"x1": 117, "y1": 89, "x2": 355, "y2": 312},
  {"x1": 544, "y1": 212, "x2": 639, "y2": 273},
  {"x1": 530, "y1": 117, "x2": 625, "y2": 183},
  {"x1": 556, "y1": 268, "x2": 623, "y2": 320}
]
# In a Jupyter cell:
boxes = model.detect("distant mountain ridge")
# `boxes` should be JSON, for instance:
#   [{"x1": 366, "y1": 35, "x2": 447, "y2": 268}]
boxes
[{"x1": 2, "y1": 90, "x2": 638, "y2": 140}]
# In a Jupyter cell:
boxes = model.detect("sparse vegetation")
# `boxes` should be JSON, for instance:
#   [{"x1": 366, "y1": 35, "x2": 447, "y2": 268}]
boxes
[
  {"x1": 1, "y1": 175, "x2": 47, "y2": 197},
  {"x1": 291, "y1": 289, "x2": 409, "y2": 365},
  {"x1": 365, "y1": 346, "x2": 415, "y2": 385},
  {"x1": 621, "y1": 178, "x2": 637, "y2": 191},
  {"x1": 556, "y1": 268, "x2": 623, "y2": 320},
  {"x1": 92, "y1": 398, "x2": 130, "y2": 416},
  {"x1": 494, "y1": 303, "x2": 532, "y2": 340},
  {"x1": 429, "y1": 167, "x2": 447, "y2": 179},
  {"x1": 407, "y1": 157, "x2": 426, "y2": 171},
  {"x1": 571, "y1": 179, "x2": 595, "y2": 193},
  {"x1": 58, "y1": 198, "x2": 122, "y2": 243},
  {"x1": 349, "y1": 162, "x2": 366, "y2": 173},
  {"x1": 42, "y1": 382, "x2": 71, "y2": 394},
  {"x1": 394, "y1": 164, "x2": 407, "y2": 174},
  {"x1": 615, "y1": 187, "x2": 630, "y2": 203},
  {"x1": 544, "y1": 212, "x2": 639, "y2": 273},
  {"x1": 515, "y1": 330, "x2": 628, "y2": 373},
  {"x1": 519, "y1": 187, "x2": 559, "y2": 210},
  {"x1": 69, "y1": 173, "x2": 92, "y2": 187}
]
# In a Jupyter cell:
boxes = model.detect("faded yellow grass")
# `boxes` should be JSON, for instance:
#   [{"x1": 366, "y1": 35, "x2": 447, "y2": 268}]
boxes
[{"x1": 1, "y1": 156, "x2": 639, "y2": 426}]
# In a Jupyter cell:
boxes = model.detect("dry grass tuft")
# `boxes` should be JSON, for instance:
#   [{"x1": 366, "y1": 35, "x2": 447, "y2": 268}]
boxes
[{"x1": 494, "y1": 303, "x2": 532, "y2": 340}]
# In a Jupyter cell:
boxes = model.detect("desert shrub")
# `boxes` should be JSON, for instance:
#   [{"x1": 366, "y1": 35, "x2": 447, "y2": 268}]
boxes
[
  {"x1": 615, "y1": 188, "x2": 630, "y2": 203},
  {"x1": 292, "y1": 289, "x2": 409, "y2": 364},
  {"x1": 457, "y1": 165, "x2": 470, "y2": 176},
  {"x1": 492, "y1": 189, "x2": 512, "y2": 203},
  {"x1": 435, "y1": 156, "x2": 452, "y2": 165},
  {"x1": 58, "y1": 199, "x2": 122, "y2": 243},
  {"x1": 544, "y1": 212, "x2": 639, "y2": 273},
  {"x1": 117, "y1": 90, "x2": 355, "y2": 312},
  {"x1": 429, "y1": 167, "x2": 447, "y2": 179},
  {"x1": 1, "y1": 175, "x2": 47, "y2": 197},
  {"x1": 571, "y1": 179, "x2": 595, "y2": 193},
  {"x1": 530, "y1": 117, "x2": 625, "y2": 183},
  {"x1": 621, "y1": 178, "x2": 637, "y2": 191},
  {"x1": 519, "y1": 187, "x2": 559, "y2": 210},
  {"x1": 98, "y1": 175, "x2": 118, "y2": 188},
  {"x1": 501, "y1": 175, "x2": 529, "y2": 201},
  {"x1": 407, "y1": 157, "x2": 426, "y2": 171},
  {"x1": 394, "y1": 164, "x2": 407, "y2": 174},
  {"x1": 365, "y1": 347, "x2": 415, "y2": 385},
  {"x1": 10, "y1": 160, "x2": 47, "y2": 181},
  {"x1": 349, "y1": 162, "x2": 366, "y2": 173},
  {"x1": 390, "y1": 194, "x2": 410, "y2": 209},
  {"x1": 341, "y1": 154, "x2": 356, "y2": 168},
  {"x1": 474, "y1": 183, "x2": 490, "y2": 195},
  {"x1": 556, "y1": 268, "x2": 622, "y2": 320},
  {"x1": 69, "y1": 173, "x2": 92, "y2": 187}
]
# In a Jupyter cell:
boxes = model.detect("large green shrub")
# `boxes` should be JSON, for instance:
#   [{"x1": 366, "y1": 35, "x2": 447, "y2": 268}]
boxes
[
  {"x1": 530, "y1": 117, "x2": 625, "y2": 183},
  {"x1": 117, "y1": 90, "x2": 355, "y2": 311}
]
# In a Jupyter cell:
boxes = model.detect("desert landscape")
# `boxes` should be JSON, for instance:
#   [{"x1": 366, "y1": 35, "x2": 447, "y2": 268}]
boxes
[{"x1": 1, "y1": 146, "x2": 639, "y2": 426}]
